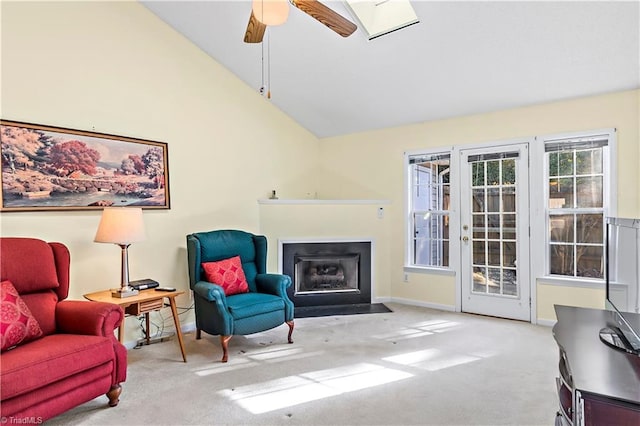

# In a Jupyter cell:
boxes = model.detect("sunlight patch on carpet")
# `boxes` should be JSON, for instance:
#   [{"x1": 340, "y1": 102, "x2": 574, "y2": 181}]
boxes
[
  {"x1": 373, "y1": 319, "x2": 460, "y2": 341},
  {"x1": 217, "y1": 362, "x2": 413, "y2": 414},
  {"x1": 383, "y1": 348, "x2": 482, "y2": 371}
]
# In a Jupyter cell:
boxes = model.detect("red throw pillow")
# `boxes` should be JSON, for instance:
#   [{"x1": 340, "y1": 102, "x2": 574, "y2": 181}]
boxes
[
  {"x1": 202, "y1": 256, "x2": 250, "y2": 296},
  {"x1": 1, "y1": 280, "x2": 43, "y2": 352}
]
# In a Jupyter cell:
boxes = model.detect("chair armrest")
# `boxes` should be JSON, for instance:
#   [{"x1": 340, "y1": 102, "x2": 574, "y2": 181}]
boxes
[
  {"x1": 255, "y1": 273, "x2": 291, "y2": 297},
  {"x1": 193, "y1": 281, "x2": 228, "y2": 307},
  {"x1": 56, "y1": 300, "x2": 123, "y2": 338}
]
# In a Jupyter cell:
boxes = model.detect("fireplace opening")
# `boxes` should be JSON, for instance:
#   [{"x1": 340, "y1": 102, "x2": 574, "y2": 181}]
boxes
[
  {"x1": 294, "y1": 254, "x2": 360, "y2": 295},
  {"x1": 282, "y1": 240, "x2": 371, "y2": 307}
]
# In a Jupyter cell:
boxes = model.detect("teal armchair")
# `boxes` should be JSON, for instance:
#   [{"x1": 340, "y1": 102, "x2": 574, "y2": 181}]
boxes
[{"x1": 186, "y1": 230, "x2": 294, "y2": 362}]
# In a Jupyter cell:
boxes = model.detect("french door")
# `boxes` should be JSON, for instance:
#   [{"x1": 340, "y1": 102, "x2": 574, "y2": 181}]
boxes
[{"x1": 460, "y1": 144, "x2": 531, "y2": 321}]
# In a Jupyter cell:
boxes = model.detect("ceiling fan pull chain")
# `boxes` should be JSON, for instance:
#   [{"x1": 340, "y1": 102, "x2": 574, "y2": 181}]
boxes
[
  {"x1": 267, "y1": 30, "x2": 271, "y2": 99},
  {"x1": 260, "y1": 27, "x2": 266, "y2": 97}
]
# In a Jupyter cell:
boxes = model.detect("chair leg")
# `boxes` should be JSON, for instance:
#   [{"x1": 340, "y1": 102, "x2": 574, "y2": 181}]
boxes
[
  {"x1": 196, "y1": 328, "x2": 202, "y2": 340},
  {"x1": 106, "y1": 384, "x2": 122, "y2": 407},
  {"x1": 286, "y1": 320, "x2": 294, "y2": 344},
  {"x1": 220, "y1": 335, "x2": 232, "y2": 363}
]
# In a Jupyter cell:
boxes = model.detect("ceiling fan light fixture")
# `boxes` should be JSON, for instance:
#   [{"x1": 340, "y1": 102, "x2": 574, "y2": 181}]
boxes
[{"x1": 252, "y1": 0, "x2": 289, "y2": 26}]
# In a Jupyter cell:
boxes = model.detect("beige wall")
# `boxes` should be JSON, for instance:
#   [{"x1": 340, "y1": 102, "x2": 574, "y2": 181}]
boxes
[
  {"x1": 317, "y1": 90, "x2": 640, "y2": 322},
  {"x1": 0, "y1": 1, "x2": 320, "y2": 342}
]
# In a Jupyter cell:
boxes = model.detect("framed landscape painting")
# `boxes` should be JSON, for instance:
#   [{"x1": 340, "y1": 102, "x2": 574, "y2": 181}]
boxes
[{"x1": 0, "y1": 120, "x2": 170, "y2": 211}]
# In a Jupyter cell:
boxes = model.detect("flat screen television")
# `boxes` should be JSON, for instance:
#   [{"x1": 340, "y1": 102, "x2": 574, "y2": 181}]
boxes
[{"x1": 599, "y1": 217, "x2": 640, "y2": 356}]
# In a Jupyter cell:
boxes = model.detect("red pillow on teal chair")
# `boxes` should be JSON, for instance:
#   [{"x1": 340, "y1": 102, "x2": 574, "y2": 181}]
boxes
[
  {"x1": 202, "y1": 256, "x2": 250, "y2": 296},
  {"x1": 1, "y1": 280, "x2": 43, "y2": 352}
]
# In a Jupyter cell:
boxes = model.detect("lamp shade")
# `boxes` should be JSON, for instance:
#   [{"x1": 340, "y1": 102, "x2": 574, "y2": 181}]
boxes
[
  {"x1": 252, "y1": 0, "x2": 289, "y2": 26},
  {"x1": 94, "y1": 207, "x2": 146, "y2": 244}
]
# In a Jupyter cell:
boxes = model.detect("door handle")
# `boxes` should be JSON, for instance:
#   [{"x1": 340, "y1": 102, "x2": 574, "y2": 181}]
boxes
[{"x1": 462, "y1": 236, "x2": 469, "y2": 242}]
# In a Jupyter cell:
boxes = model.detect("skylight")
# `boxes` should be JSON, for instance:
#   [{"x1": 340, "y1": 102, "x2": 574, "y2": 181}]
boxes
[{"x1": 345, "y1": 0, "x2": 419, "y2": 40}]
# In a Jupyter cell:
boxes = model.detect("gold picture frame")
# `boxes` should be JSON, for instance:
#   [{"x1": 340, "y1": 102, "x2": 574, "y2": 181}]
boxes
[{"x1": 1, "y1": 120, "x2": 170, "y2": 211}]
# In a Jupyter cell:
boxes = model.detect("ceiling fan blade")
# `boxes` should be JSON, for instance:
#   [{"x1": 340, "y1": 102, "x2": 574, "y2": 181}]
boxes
[
  {"x1": 291, "y1": 0, "x2": 357, "y2": 37},
  {"x1": 244, "y1": 10, "x2": 267, "y2": 43}
]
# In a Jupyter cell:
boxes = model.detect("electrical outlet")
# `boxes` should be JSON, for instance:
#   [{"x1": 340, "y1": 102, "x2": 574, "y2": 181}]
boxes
[
  {"x1": 377, "y1": 207, "x2": 384, "y2": 219},
  {"x1": 403, "y1": 273, "x2": 409, "y2": 283}
]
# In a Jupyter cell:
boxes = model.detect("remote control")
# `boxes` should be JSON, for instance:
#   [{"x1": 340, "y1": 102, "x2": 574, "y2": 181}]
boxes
[{"x1": 155, "y1": 287, "x2": 176, "y2": 292}]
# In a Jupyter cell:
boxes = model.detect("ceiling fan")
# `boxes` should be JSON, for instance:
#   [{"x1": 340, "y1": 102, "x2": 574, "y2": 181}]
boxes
[{"x1": 244, "y1": 0, "x2": 357, "y2": 43}]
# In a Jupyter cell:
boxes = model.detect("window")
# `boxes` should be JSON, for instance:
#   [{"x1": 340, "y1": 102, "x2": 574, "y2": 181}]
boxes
[
  {"x1": 545, "y1": 135, "x2": 611, "y2": 279},
  {"x1": 407, "y1": 152, "x2": 451, "y2": 267}
]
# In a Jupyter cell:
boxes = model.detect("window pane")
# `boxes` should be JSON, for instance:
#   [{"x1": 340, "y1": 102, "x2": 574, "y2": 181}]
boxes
[
  {"x1": 502, "y1": 159, "x2": 516, "y2": 184},
  {"x1": 442, "y1": 241, "x2": 449, "y2": 267},
  {"x1": 558, "y1": 152, "x2": 574, "y2": 176},
  {"x1": 550, "y1": 244, "x2": 574, "y2": 276},
  {"x1": 576, "y1": 176, "x2": 603, "y2": 208},
  {"x1": 550, "y1": 214, "x2": 574, "y2": 243},
  {"x1": 548, "y1": 152, "x2": 559, "y2": 177},
  {"x1": 487, "y1": 160, "x2": 500, "y2": 185},
  {"x1": 576, "y1": 149, "x2": 602, "y2": 175},
  {"x1": 576, "y1": 246, "x2": 603, "y2": 278},
  {"x1": 576, "y1": 214, "x2": 603, "y2": 244},
  {"x1": 549, "y1": 177, "x2": 574, "y2": 208},
  {"x1": 413, "y1": 212, "x2": 449, "y2": 267},
  {"x1": 472, "y1": 189, "x2": 485, "y2": 212},
  {"x1": 472, "y1": 162, "x2": 484, "y2": 186}
]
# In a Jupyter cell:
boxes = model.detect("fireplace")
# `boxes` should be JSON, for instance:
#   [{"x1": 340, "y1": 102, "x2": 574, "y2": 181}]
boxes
[{"x1": 281, "y1": 240, "x2": 372, "y2": 307}]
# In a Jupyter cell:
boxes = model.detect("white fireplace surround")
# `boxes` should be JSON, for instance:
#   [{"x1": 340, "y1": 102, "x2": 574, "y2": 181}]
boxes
[{"x1": 278, "y1": 238, "x2": 376, "y2": 303}]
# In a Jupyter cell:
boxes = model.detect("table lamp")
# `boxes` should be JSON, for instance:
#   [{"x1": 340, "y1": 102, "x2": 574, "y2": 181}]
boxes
[{"x1": 94, "y1": 207, "x2": 146, "y2": 298}]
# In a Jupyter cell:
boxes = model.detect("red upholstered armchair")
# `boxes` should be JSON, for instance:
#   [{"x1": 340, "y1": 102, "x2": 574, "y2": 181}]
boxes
[{"x1": 0, "y1": 237, "x2": 127, "y2": 422}]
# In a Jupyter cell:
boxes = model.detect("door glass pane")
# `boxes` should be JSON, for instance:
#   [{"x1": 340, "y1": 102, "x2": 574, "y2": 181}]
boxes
[
  {"x1": 503, "y1": 241, "x2": 516, "y2": 267},
  {"x1": 550, "y1": 214, "x2": 574, "y2": 243},
  {"x1": 503, "y1": 214, "x2": 516, "y2": 240},
  {"x1": 487, "y1": 214, "x2": 500, "y2": 239},
  {"x1": 473, "y1": 241, "x2": 486, "y2": 265},
  {"x1": 487, "y1": 268, "x2": 501, "y2": 294},
  {"x1": 502, "y1": 269, "x2": 517, "y2": 296},
  {"x1": 472, "y1": 189, "x2": 485, "y2": 212},
  {"x1": 473, "y1": 214, "x2": 485, "y2": 238},
  {"x1": 502, "y1": 187, "x2": 516, "y2": 212},
  {"x1": 550, "y1": 244, "x2": 574, "y2": 276},
  {"x1": 488, "y1": 241, "x2": 501, "y2": 266},
  {"x1": 502, "y1": 159, "x2": 516, "y2": 184},
  {"x1": 472, "y1": 162, "x2": 484, "y2": 186},
  {"x1": 487, "y1": 161, "x2": 500, "y2": 185},
  {"x1": 487, "y1": 188, "x2": 500, "y2": 212},
  {"x1": 473, "y1": 267, "x2": 487, "y2": 293}
]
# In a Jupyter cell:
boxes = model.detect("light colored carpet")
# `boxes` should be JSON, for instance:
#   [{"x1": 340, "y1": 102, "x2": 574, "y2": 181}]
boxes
[{"x1": 49, "y1": 303, "x2": 558, "y2": 425}]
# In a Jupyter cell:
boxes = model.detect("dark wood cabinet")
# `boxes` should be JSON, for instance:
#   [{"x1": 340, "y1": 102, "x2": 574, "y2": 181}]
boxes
[{"x1": 553, "y1": 305, "x2": 640, "y2": 425}]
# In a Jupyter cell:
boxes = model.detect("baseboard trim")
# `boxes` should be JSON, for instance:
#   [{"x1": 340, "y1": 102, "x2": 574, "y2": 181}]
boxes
[
  {"x1": 536, "y1": 318, "x2": 556, "y2": 327},
  {"x1": 390, "y1": 297, "x2": 456, "y2": 312}
]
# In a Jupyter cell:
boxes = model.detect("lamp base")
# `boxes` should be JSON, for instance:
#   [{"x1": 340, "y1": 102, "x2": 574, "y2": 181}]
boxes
[{"x1": 111, "y1": 287, "x2": 139, "y2": 298}]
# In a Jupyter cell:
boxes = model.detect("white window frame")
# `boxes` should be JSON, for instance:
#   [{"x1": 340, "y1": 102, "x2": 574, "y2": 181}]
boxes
[
  {"x1": 530, "y1": 129, "x2": 617, "y2": 287},
  {"x1": 404, "y1": 149, "x2": 455, "y2": 272}
]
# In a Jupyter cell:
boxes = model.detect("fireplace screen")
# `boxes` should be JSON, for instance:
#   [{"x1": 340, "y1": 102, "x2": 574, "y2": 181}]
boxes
[{"x1": 294, "y1": 254, "x2": 360, "y2": 295}]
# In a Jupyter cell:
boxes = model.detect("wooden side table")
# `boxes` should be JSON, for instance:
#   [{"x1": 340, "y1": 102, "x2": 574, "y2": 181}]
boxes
[{"x1": 84, "y1": 288, "x2": 187, "y2": 362}]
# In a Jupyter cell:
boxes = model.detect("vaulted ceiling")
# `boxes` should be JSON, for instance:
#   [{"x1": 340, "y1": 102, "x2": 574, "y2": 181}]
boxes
[{"x1": 143, "y1": 1, "x2": 640, "y2": 138}]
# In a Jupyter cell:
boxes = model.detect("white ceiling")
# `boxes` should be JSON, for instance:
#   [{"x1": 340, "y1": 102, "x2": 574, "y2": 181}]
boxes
[{"x1": 142, "y1": 1, "x2": 640, "y2": 138}]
